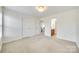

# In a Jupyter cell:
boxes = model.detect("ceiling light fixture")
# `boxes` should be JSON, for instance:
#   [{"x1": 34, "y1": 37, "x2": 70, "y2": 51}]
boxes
[{"x1": 35, "y1": 6, "x2": 47, "y2": 12}]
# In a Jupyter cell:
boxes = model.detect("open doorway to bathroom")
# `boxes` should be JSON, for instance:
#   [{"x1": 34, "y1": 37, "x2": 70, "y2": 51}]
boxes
[{"x1": 51, "y1": 18, "x2": 56, "y2": 38}]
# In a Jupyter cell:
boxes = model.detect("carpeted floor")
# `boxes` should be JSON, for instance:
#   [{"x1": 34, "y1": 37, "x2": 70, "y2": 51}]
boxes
[{"x1": 1, "y1": 35, "x2": 79, "y2": 53}]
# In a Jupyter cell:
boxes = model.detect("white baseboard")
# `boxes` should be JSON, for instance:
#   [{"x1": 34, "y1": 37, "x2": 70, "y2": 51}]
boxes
[
  {"x1": 0, "y1": 40, "x2": 2, "y2": 52},
  {"x1": 2, "y1": 34, "x2": 41, "y2": 44},
  {"x1": 56, "y1": 37, "x2": 76, "y2": 43},
  {"x1": 2, "y1": 37, "x2": 23, "y2": 44}
]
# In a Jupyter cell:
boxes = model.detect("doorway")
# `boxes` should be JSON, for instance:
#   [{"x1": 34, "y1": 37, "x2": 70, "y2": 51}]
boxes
[
  {"x1": 51, "y1": 18, "x2": 56, "y2": 37},
  {"x1": 40, "y1": 20, "x2": 45, "y2": 35}
]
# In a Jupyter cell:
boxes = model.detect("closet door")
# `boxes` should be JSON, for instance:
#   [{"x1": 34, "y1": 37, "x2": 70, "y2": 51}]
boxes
[
  {"x1": 23, "y1": 17, "x2": 35, "y2": 37},
  {"x1": 23, "y1": 17, "x2": 41, "y2": 37},
  {"x1": 3, "y1": 9, "x2": 22, "y2": 43}
]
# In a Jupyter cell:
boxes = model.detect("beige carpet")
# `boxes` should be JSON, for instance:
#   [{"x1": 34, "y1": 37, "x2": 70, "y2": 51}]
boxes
[{"x1": 2, "y1": 35, "x2": 79, "y2": 53}]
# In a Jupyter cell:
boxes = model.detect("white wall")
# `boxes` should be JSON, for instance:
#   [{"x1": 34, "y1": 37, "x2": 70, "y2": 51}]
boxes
[
  {"x1": 55, "y1": 9, "x2": 77, "y2": 42},
  {"x1": 40, "y1": 9, "x2": 77, "y2": 42},
  {"x1": 0, "y1": 7, "x2": 2, "y2": 51},
  {"x1": 76, "y1": 7, "x2": 79, "y2": 48},
  {"x1": 3, "y1": 8, "x2": 41, "y2": 43}
]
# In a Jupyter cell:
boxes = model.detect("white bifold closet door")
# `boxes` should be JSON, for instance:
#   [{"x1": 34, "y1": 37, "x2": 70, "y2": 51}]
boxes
[
  {"x1": 23, "y1": 17, "x2": 36, "y2": 37},
  {"x1": 23, "y1": 16, "x2": 41, "y2": 37},
  {"x1": 3, "y1": 9, "x2": 22, "y2": 43}
]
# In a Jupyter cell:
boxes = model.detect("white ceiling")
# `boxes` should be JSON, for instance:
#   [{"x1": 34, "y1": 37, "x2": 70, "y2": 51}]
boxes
[{"x1": 5, "y1": 6, "x2": 76, "y2": 18}]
